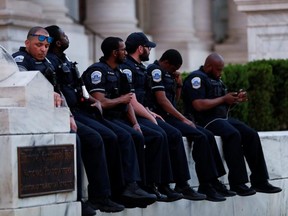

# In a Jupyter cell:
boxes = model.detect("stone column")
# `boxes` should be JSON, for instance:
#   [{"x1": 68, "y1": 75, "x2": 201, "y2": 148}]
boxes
[
  {"x1": 0, "y1": 0, "x2": 73, "y2": 54},
  {"x1": 215, "y1": 0, "x2": 248, "y2": 64},
  {"x1": 0, "y1": 0, "x2": 45, "y2": 54},
  {"x1": 149, "y1": 0, "x2": 194, "y2": 42},
  {"x1": 234, "y1": 0, "x2": 288, "y2": 61},
  {"x1": 29, "y1": 0, "x2": 89, "y2": 73},
  {"x1": 30, "y1": 0, "x2": 72, "y2": 24},
  {"x1": 84, "y1": 0, "x2": 138, "y2": 38},
  {"x1": 84, "y1": 0, "x2": 140, "y2": 65},
  {"x1": 194, "y1": 0, "x2": 213, "y2": 48},
  {"x1": 149, "y1": 0, "x2": 204, "y2": 71},
  {"x1": 192, "y1": 0, "x2": 214, "y2": 69}
]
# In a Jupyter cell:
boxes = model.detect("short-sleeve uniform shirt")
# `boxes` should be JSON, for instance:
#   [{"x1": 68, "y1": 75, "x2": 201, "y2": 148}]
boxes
[
  {"x1": 12, "y1": 47, "x2": 56, "y2": 89},
  {"x1": 120, "y1": 55, "x2": 150, "y2": 106},
  {"x1": 182, "y1": 66, "x2": 228, "y2": 125},
  {"x1": 147, "y1": 60, "x2": 177, "y2": 116},
  {"x1": 82, "y1": 58, "x2": 131, "y2": 117}
]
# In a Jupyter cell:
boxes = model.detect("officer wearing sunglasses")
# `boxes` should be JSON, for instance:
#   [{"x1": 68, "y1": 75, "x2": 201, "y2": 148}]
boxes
[
  {"x1": 12, "y1": 26, "x2": 58, "y2": 91},
  {"x1": 29, "y1": 34, "x2": 54, "y2": 43}
]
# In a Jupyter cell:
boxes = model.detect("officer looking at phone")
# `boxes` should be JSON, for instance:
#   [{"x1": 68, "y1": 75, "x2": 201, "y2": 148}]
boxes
[{"x1": 182, "y1": 52, "x2": 282, "y2": 196}]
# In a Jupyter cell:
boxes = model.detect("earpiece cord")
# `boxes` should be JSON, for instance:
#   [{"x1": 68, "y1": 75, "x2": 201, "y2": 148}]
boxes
[{"x1": 203, "y1": 103, "x2": 238, "y2": 129}]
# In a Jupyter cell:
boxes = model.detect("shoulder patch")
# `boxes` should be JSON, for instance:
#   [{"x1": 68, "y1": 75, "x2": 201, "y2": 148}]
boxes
[
  {"x1": 191, "y1": 77, "x2": 201, "y2": 89},
  {"x1": 13, "y1": 55, "x2": 24, "y2": 63},
  {"x1": 91, "y1": 71, "x2": 102, "y2": 85},
  {"x1": 152, "y1": 69, "x2": 162, "y2": 82},
  {"x1": 122, "y1": 69, "x2": 132, "y2": 83}
]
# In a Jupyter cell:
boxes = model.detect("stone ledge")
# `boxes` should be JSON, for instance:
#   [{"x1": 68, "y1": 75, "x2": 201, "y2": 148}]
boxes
[
  {"x1": 0, "y1": 202, "x2": 81, "y2": 216},
  {"x1": 96, "y1": 179, "x2": 285, "y2": 216},
  {"x1": 87, "y1": 131, "x2": 288, "y2": 216}
]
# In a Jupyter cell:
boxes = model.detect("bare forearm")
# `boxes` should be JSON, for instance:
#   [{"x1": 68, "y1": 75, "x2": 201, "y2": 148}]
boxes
[
  {"x1": 126, "y1": 103, "x2": 138, "y2": 126},
  {"x1": 157, "y1": 97, "x2": 186, "y2": 121},
  {"x1": 100, "y1": 97, "x2": 126, "y2": 109},
  {"x1": 131, "y1": 98, "x2": 156, "y2": 123},
  {"x1": 91, "y1": 92, "x2": 132, "y2": 109},
  {"x1": 175, "y1": 87, "x2": 182, "y2": 102}
]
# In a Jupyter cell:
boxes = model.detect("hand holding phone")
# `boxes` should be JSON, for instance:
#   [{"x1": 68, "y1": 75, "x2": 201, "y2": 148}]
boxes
[{"x1": 237, "y1": 89, "x2": 248, "y2": 102}]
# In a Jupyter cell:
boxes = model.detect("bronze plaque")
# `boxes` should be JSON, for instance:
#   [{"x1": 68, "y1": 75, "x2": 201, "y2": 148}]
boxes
[{"x1": 18, "y1": 145, "x2": 75, "y2": 198}]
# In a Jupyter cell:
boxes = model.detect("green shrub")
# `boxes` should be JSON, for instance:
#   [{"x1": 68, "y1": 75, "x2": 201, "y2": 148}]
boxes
[
  {"x1": 245, "y1": 61, "x2": 274, "y2": 131},
  {"x1": 222, "y1": 64, "x2": 250, "y2": 123},
  {"x1": 265, "y1": 59, "x2": 288, "y2": 130},
  {"x1": 177, "y1": 71, "x2": 190, "y2": 113},
  {"x1": 223, "y1": 61, "x2": 274, "y2": 130}
]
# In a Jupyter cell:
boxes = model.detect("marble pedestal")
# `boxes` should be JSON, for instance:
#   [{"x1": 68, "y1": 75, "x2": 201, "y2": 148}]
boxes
[
  {"x1": 0, "y1": 61, "x2": 80, "y2": 216},
  {"x1": 0, "y1": 134, "x2": 80, "y2": 216}
]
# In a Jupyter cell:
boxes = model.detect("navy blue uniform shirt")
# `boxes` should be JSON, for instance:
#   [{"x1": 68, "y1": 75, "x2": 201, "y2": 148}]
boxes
[
  {"x1": 146, "y1": 60, "x2": 177, "y2": 116},
  {"x1": 182, "y1": 66, "x2": 228, "y2": 125}
]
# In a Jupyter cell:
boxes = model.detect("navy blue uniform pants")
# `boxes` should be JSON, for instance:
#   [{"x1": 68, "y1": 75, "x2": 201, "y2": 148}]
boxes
[
  {"x1": 156, "y1": 118, "x2": 191, "y2": 183},
  {"x1": 163, "y1": 115, "x2": 226, "y2": 184},
  {"x1": 137, "y1": 117, "x2": 174, "y2": 185},
  {"x1": 111, "y1": 118, "x2": 165, "y2": 186},
  {"x1": 205, "y1": 118, "x2": 269, "y2": 186},
  {"x1": 73, "y1": 111, "x2": 140, "y2": 196},
  {"x1": 75, "y1": 121, "x2": 111, "y2": 200}
]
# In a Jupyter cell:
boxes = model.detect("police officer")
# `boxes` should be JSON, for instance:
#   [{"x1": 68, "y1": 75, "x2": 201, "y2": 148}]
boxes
[
  {"x1": 182, "y1": 52, "x2": 282, "y2": 196},
  {"x1": 146, "y1": 49, "x2": 236, "y2": 201},
  {"x1": 82, "y1": 36, "x2": 176, "y2": 204},
  {"x1": 120, "y1": 32, "x2": 207, "y2": 202},
  {"x1": 44, "y1": 26, "x2": 158, "y2": 209},
  {"x1": 12, "y1": 27, "x2": 58, "y2": 90},
  {"x1": 12, "y1": 26, "x2": 121, "y2": 215},
  {"x1": 74, "y1": 120, "x2": 112, "y2": 215}
]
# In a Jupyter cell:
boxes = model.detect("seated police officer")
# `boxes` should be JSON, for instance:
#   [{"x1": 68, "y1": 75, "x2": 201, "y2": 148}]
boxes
[
  {"x1": 182, "y1": 52, "x2": 282, "y2": 196},
  {"x1": 44, "y1": 26, "x2": 156, "y2": 209},
  {"x1": 120, "y1": 32, "x2": 206, "y2": 202},
  {"x1": 12, "y1": 26, "x2": 125, "y2": 215},
  {"x1": 81, "y1": 36, "x2": 170, "y2": 206},
  {"x1": 146, "y1": 49, "x2": 237, "y2": 201}
]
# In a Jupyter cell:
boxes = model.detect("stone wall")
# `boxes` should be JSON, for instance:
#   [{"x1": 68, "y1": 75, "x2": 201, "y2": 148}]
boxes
[{"x1": 91, "y1": 131, "x2": 288, "y2": 216}]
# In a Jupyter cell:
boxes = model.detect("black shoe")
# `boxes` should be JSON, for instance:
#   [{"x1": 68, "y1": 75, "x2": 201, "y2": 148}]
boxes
[
  {"x1": 116, "y1": 199, "x2": 147, "y2": 209},
  {"x1": 113, "y1": 196, "x2": 147, "y2": 209},
  {"x1": 198, "y1": 184, "x2": 226, "y2": 202},
  {"x1": 122, "y1": 182, "x2": 157, "y2": 206},
  {"x1": 230, "y1": 184, "x2": 256, "y2": 196},
  {"x1": 212, "y1": 180, "x2": 236, "y2": 197},
  {"x1": 251, "y1": 182, "x2": 282, "y2": 194},
  {"x1": 81, "y1": 201, "x2": 96, "y2": 216},
  {"x1": 174, "y1": 183, "x2": 206, "y2": 201},
  {"x1": 89, "y1": 197, "x2": 125, "y2": 213},
  {"x1": 145, "y1": 184, "x2": 168, "y2": 202},
  {"x1": 158, "y1": 184, "x2": 184, "y2": 202}
]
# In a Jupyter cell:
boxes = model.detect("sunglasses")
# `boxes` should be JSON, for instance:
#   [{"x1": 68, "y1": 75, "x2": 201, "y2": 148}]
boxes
[{"x1": 29, "y1": 34, "x2": 53, "y2": 43}]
